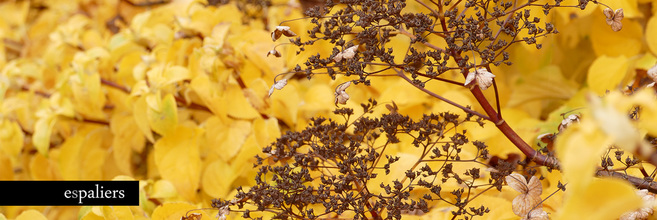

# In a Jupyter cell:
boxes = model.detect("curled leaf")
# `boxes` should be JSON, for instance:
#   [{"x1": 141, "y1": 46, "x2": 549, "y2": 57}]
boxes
[
  {"x1": 334, "y1": 81, "x2": 351, "y2": 105},
  {"x1": 603, "y1": 8, "x2": 624, "y2": 32},
  {"x1": 464, "y1": 68, "x2": 495, "y2": 90},
  {"x1": 271, "y1": 26, "x2": 296, "y2": 41},
  {"x1": 268, "y1": 79, "x2": 287, "y2": 97}
]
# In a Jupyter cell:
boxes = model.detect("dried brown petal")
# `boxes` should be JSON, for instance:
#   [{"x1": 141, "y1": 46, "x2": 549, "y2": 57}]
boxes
[
  {"x1": 507, "y1": 173, "x2": 543, "y2": 217},
  {"x1": 271, "y1": 26, "x2": 296, "y2": 41},
  {"x1": 334, "y1": 81, "x2": 351, "y2": 105},
  {"x1": 267, "y1": 49, "x2": 282, "y2": 57},
  {"x1": 604, "y1": 8, "x2": 623, "y2": 32}
]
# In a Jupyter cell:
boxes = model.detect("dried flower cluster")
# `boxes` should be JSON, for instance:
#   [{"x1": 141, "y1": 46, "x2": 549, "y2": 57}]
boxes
[{"x1": 212, "y1": 99, "x2": 513, "y2": 219}]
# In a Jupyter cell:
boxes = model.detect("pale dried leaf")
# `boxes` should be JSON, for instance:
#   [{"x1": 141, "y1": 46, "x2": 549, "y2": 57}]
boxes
[
  {"x1": 464, "y1": 68, "x2": 495, "y2": 90},
  {"x1": 268, "y1": 79, "x2": 287, "y2": 96},
  {"x1": 604, "y1": 8, "x2": 624, "y2": 32}
]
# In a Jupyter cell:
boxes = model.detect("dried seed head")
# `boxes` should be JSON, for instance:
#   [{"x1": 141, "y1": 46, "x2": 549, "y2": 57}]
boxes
[
  {"x1": 271, "y1": 26, "x2": 296, "y2": 41},
  {"x1": 267, "y1": 49, "x2": 282, "y2": 57},
  {"x1": 334, "y1": 81, "x2": 351, "y2": 105},
  {"x1": 603, "y1": 8, "x2": 624, "y2": 32},
  {"x1": 268, "y1": 79, "x2": 288, "y2": 96},
  {"x1": 333, "y1": 45, "x2": 359, "y2": 62},
  {"x1": 464, "y1": 68, "x2": 496, "y2": 90}
]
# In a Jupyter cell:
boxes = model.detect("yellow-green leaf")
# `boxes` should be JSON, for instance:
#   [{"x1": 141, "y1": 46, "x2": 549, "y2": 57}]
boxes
[{"x1": 147, "y1": 93, "x2": 178, "y2": 136}]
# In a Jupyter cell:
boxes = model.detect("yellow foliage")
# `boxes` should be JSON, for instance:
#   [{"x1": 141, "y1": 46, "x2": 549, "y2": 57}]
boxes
[{"x1": 3, "y1": 0, "x2": 657, "y2": 219}]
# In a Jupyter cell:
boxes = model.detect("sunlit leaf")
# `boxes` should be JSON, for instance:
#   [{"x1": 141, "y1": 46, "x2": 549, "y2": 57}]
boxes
[
  {"x1": 587, "y1": 55, "x2": 629, "y2": 94},
  {"x1": 154, "y1": 126, "x2": 203, "y2": 202},
  {"x1": 147, "y1": 93, "x2": 178, "y2": 136}
]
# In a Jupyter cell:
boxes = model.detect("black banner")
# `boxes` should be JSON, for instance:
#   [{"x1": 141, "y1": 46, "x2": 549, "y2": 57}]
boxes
[{"x1": 0, "y1": 181, "x2": 139, "y2": 206}]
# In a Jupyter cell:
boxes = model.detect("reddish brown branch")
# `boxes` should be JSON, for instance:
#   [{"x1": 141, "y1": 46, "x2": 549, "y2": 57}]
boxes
[{"x1": 596, "y1": 170, "x2": 657, "y2": 194}]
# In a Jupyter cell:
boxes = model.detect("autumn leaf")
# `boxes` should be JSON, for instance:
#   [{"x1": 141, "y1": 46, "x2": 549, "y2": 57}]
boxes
[{"x1": 154, "y1": 126, "x2": 203, "y2": 202}]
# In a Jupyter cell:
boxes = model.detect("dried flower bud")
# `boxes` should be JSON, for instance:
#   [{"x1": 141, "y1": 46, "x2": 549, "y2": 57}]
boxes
[
  {"x1": 268, "y1": 79, "x2": 288, "y2": 96},
  {"x1": 334, "y1": 81, "x2": 351, "y2": 105},
  {"x1": 267, "y1": 49, "x2": 281, "y2": 57},
  {"x1": 333, "y1": 45, "x2": 359, "y2": 62},
  {"x1": 603, "y1": 8, "x2": 624, "y2": 32},
  {"x1": 647, "y1": 64, "x2": 657, "y2": 82},
  {"x1": 506, "y1": 173, "x2": 543, "y2": 217},
  {"x1": 558, "y1": 114, "x2": 580, "y2": 133},
  {"x1": 271, "y1": 26, "x2": 296, "y2": 41},
  {"x1": 464, "y1": 68, "x2": 496, "y2": 90}
]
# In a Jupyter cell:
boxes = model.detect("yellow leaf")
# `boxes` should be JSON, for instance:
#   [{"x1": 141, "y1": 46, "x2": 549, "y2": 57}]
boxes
[
  {"x1": 202, "y1": 159, "x2": 236, "y2": 198},
  {"x1": 0, "y1": 152, "x2": 13, "y2": 180},
  {"x1": 151, "y1": 202, "x2": 212, "y2": 220},
  {"x1": 557, "y1": 178, "x2": 642, "y2": 220},
  {"x1": 508, "y1": 65, "x2": 578, "y2": 107},
  {"x1": 204, "y1": 116, "x2": 251, "y2": 161},
  {"x1": 32, "y1": 110, "x2": 56, "y2": 157},
  {"x1": 15, "y1": 210, "x2": 47, "y2": 220},
  {"x1": 150, "y1": 180, "x2": 178, "y2": 199},
  {"x1": 230, "y1": 133, "x2": 260, "y2": 185},
  {"x1": 271, "y1": 81, "x2": 300, "y2": 127},
  {"x1": 646, "y1": 15, "x2": 657, "y2": 56},
  {"x1": 132, "y1": 96, "x2": 155, "y2": 143},
  {"x1": 190, "y1": 74, "x2": 228, "y2": 120},
  {"x1": 58, "y1": 126, "x2": 109, "y2": 180},
  {"x1": 588, "y1": 93, "x2": 646, "y2": 153},
  {"x1": 29, "y1": 153, "x2": 60, "y2": 180},
  {"x1": 226, "y1": 84, "x2": 261, "y2": 119},
  {"x1": 203, "y1": 23, "x2": 231, "y2": 51},
  {"x1": 379, "y1": 80, "x2": 429, "y2": 118},
  {"x1": 101, "y1": 206, "x2": 134, "y2": 220},
  {"x1": 79, "y1": 206, "x2": 103, "y2": 220},
  {"x1": 430, "y1": 89, "x2": 473, "y2": 119},
  {"x1": 147, "y1": 93, "x2": 178, "y2": 136},
  {"x1": 253, "y1": 117, "x2": 281, "y2": 148},
  {"x1": 587, "y1": 55, "x2": 628, "y2": 94},
  {"x1": 555, "y1": 118, "x2": 610, "y2": 191},
  {"x1": 0, "y1": 119, "x2": 24, "y2": 158},
  {"x1": 111, "y1": 113, "x2": 146, "y2": 175},
  {"x1": 591, "y1": 12, "x2": 643, "y2": 57},
  {"x1": 70, "y1": 70, "x2": 106, "y2": 119},
  {"x1": 154, "y1": 126, "x2": 202, "y2": 201}
]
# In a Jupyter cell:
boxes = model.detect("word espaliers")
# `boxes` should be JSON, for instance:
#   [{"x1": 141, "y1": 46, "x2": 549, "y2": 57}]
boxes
[{"x1": 64, "y1": 184, "x2": 125, "y2": 204}]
